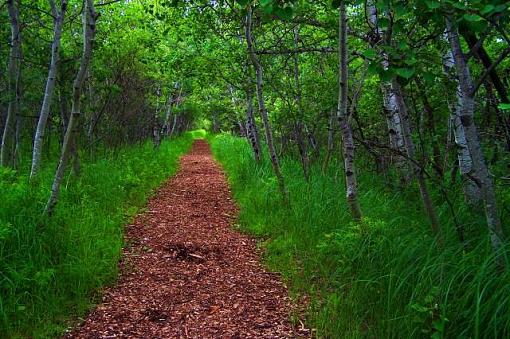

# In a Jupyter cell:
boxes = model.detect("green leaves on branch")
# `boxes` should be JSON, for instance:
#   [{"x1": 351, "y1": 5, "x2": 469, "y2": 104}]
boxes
[{"x1": 236, "y1": 0, "x2": 294, "y2": 20}]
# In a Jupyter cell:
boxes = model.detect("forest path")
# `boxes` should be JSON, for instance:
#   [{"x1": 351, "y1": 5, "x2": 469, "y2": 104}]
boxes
[{"x1": 66, "y1": 140, "x2": 303, "y2": 338}]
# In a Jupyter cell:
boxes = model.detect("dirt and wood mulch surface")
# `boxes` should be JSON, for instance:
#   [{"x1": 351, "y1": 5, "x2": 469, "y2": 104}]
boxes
[{"x1": 65, "y1": 140, "x2": 310, "y2": 338}]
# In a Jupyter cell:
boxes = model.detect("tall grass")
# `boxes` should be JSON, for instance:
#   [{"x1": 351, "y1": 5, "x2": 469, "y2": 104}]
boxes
[
  {"x1": 0, "y1": 134, "x2": 193, "y2": 337},
  {"x1": 210, "y1": 133, "x2": 509, "y2": 338}
]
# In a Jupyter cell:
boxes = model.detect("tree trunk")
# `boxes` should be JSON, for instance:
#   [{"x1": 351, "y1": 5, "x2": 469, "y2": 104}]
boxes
[
  {"x1": 245, "y1": 77, "x2": 261, "y2": 162},
  {"x1": 153, "y1": 104, "x2": 161, "y2": 149},
  {"x1": 338, "y1": 1, "x2": 362, "y2": 221},
  {"x1": 1, "y1": 0, "x2": 21, "y2": 167},
  {"x1": 442, "y1": 33, "x2": 482, "y2": 204},
  {"x1": 31, "y1": 0, "x2": 68, "y2": 178},
  {"x1": 164, "y1": 84, "x2": 180, "y2": 136},
  {"x1": 293, "y1": 26, "x2": 309, "y2": 181},
  {"x1": 446, "y1": 19, "x2": 505, "y2": 259},
  {"x1": 367, "y1": 3, "x2": 440, "y2": 237},
  {"x1": 367, "y1": 3, "x2": 409, "y2": 180},
  {"x1": 46, "y1": 0, "x2": 97, "y2": 214},
  {"x1": 461, "y1": 31, "x2": 509, "y2": 104},
  {"x1": 392, "y1": 80, "x2": 442, "y2": 239},
  {"x1": 245, "y1": 5, "x2": 287, "y2": 201}
]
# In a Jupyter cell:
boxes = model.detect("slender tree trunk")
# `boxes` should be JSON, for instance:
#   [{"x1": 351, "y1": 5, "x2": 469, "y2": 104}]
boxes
[
  {"x1": 442, "y1": 38, "x2": 481, "y2": 204},
  {"x1": 46, "y1": 0, "x2": 97, "y2": 214},
  {"x1": 164, "y1": 84, "x2": 180, "y2": 136},
  {"x1": 322, "y1": 109, "x2": 335, "y2": 172},
  {"x1": 461, "y1": 31, "x2": 509, "y2": 104},
  {"x1": 170, "y1": 113, "x2": 178, "y2": 136},
  {"x1": 1, "y1": 0, "x2": 21, "y2": 167},
  {"x1": 245, "y1": 5, "x2": 287, "y2": 201},
  {"x1": 292, "y1": 26, "x2": 309, "y2": 181},
  {"x1": 31, "y1": 0, "x2": 68, "y2": 178},
  {"x1": 392, "y1": 80, "x2": 442, "y2": 238},
  {"x1": 338, "y1": 1, "x2": 362, "y2": 221},
  {"x1": 367, "y1": 3, "x2": 440, "y2": 236},
  {"x1": 446, "y1": 19, "x2": 505, "y2": 259},
  {"x1": 153, "y1": 98, "x2": 161, "y2": 149},
  {"x1": 245, "y1": 77, "x2": 261, "y2": 162},
  {"x1": 367, "y1": 4, "x2": 409, "y2": 180}
]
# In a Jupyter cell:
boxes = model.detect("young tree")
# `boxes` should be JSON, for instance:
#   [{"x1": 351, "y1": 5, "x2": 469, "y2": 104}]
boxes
[
  {"x1": 337, "y1": 1, "x2": 362, "y2": 221},
  {"x1": 30, "y1": 0, "x2": 68, "y2": 178},
  {"x1": 446, "y1": 18, "x2": 505, "y2": 258},
  {"x1": 245, "y1": 4, "x2": 287, "y2": 200},
  {"x1": 46, "y1": 0, "x2": 97, "y2": 214}
]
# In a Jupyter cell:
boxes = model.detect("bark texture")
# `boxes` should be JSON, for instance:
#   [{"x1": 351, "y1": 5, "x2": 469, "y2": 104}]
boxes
[
  {"x1": 31, "y1": 0, "x2": 68, "y2": 178},
  {"x1": 338, "y1": 2, "x2": 362, "y2": 221},
  {"x1": 245, "y1": 78, "x2": 261, "y2": 162},
  {"x1": 46, "y1": 0, "x2": 97, "y2": 214},
  {"x1": 367, "y1": 4, "x2": 409, "y2": 179},
  {"x1": 446, "y1": 19, "x2": 505, "y2": 258}
]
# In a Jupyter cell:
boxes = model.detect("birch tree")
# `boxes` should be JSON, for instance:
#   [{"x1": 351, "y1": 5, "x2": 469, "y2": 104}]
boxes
[
  {"x1": 446, "y1": 18, "x2": 505, "y2": 258},
  {"x1": 46, "y1": 0, "x2": 97, "y2": 214},
  {"x1": 337, "y1": 1, "x2": 362, "y2": 221},
  {"x1": 30, "y1": 0, "x2": 68, "y2": 178},
  {"x1": 245, "y1": 73, "x2": 262, "y2": 162}
]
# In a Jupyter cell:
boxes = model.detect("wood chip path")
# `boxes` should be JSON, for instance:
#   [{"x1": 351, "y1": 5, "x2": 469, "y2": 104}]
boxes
[{"x1": 66, "y1": 140, "x2": 308, "y2": 338}]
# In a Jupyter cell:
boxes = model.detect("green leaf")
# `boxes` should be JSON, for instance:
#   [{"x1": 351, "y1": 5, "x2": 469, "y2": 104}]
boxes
[
  {"x1": 260, "y1": 0, "x2": 271, "y2": 6},
  {"x1": 463, "y1": 14, "x2": 483, "y2": 22},
  {"x1": 368, "y1": 62, "x2": 381, "y2": 75},
  {"x1": 236, "y1": 0, "x2": 250, "y2": 6},
  {"x1": 395, "y1": 67, "x2": 415, "y2": 79},
  {"x1": 424, "y1": 1, "x2": 440, "y2": 10},
  {"x1": 480, "y1": 4, "x2": 495, "y2": 15},
  {"x1": 362, "y1": 49, "x2": 377, "y2": 59},
  {"x1": 498, "y1": 103, "x2": 510, "y2": 110}
]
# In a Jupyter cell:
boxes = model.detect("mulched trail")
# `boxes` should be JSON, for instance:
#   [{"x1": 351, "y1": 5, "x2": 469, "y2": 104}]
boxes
[{"x1": 66, "y1": 140, "x2": 308, "y2": 338}]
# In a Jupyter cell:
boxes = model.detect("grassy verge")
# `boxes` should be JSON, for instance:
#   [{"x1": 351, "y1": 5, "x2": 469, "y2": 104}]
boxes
[
  {"x1": 0, "y1": 134, "x2": 194, "y2": 338},
  {"x1": 210, "y1": 133, "x2": 509, "y2": 338}
]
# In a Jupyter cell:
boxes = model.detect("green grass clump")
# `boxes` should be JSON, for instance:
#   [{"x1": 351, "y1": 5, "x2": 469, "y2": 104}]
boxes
[
  {"x1": 210, "y1": 133, "x2": 510, "y2": 338},
  {"x1": 0, "y1": 134, "x2": 193, "y2": 338}
]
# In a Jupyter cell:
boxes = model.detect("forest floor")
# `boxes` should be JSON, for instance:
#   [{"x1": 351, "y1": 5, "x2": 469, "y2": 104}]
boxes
[{"x1": 65, "y1": 140, "x2": 308, "y2": 338}]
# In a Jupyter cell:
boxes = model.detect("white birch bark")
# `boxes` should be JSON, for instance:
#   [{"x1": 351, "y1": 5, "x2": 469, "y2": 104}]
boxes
[
  {"x1": 1, "y1": 0, "x2": 21, "y2": 167},
  {"x1": 442, "y1": 34, "x2": 479, "y2": 202},
  {"x1": 30, "y1": 0, "x2": 68, "y2": 178},
  {"x1": 245, "y1": 78, "x2": 261, "y2": 162},
  {"x1": 338, "y1": 1, "x2": 362, "y2": 220},
  {"x1": 46, "y1": 0, "x2": 97, "y2": 214},
  {"x1": 446, "y1": 19, "x2": 505, "y2": 256},
  {"x1": 367, "y1": 3, "x2": 408, "y2": 177}
]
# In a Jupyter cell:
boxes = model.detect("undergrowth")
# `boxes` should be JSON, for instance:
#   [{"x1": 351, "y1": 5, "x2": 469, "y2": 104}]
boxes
[
  {"x1": 0, "y1": 134, "x2": 193, "y2": 338},
  {"x1": 210, "y1": 133, "x2": 510, "y2": 339}
]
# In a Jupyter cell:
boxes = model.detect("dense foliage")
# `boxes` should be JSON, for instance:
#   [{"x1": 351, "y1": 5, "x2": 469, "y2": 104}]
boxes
[{"x1": 0, "y1": 0, "x2": 509, "y2": 337}]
